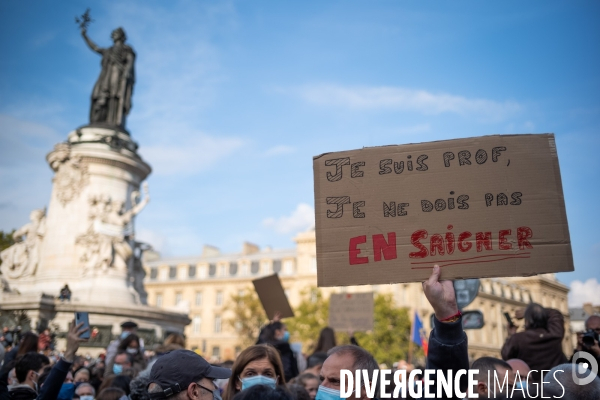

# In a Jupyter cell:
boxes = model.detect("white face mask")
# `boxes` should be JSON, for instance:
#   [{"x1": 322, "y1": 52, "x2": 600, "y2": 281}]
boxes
[{"x1": 126, "y1": 347, "x2": 138, "y2": 354}]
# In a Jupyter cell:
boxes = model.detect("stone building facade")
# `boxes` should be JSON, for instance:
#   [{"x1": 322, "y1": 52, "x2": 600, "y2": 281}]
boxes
[{"x1": 143, "y1": 230, "x2": 572, "y2": 362}]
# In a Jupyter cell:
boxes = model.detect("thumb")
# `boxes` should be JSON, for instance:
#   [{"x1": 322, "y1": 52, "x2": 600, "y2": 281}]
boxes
[{"x1": 427, "y1": 265, "x2": 441, "y2": 286}]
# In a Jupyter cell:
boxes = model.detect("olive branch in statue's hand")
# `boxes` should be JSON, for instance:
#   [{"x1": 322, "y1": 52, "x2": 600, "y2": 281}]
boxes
[{"x1": 75, "y1": 8, "x2": 94, "y2": 31}]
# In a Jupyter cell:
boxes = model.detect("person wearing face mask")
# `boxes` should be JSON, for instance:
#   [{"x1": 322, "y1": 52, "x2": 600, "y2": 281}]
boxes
[
  {"x1": 315, "y1": 265, "x2": 470, "y2": 400},
  {"x1": 222, "y1": 345, "x2": 287, "y2": 400},
  {"x1": 257, "y1": 322, "x2": 298, "y2": 383},
  {"x1": 0, "y1": 321, "x2": 88, "y2": 400},
  {"x1": 105, "y1": 322, "x2": 140, "y2": 378},
  {"x1": 147, "y1": 349, "x2": 230, "y2": 400},
  {"x1": 110, "y1": 353, "x2": 133, "y2": 377},
  {"x1": 115, "y1": 334, "x2": 146, "y2": 374},
  {"x1": 75, "y1": 383, "x2": 96, "y2": 400}
]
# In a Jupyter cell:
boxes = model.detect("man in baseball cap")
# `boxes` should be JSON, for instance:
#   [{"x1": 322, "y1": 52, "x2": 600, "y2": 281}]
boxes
[{"x1": 148, "y1": 349, "x2": 231, "y2": 400}]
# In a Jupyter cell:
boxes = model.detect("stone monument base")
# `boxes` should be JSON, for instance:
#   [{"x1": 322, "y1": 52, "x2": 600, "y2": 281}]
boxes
[{"x1": 0, "y1": 290, "x2": 189, "y2": 356}]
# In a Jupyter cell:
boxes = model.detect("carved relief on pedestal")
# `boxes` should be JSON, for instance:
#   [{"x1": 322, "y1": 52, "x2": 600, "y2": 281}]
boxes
[
  {"x1": 75, "y1": 184, "x2": 149, "y2": 285},
  {"x1": 0, "y1": 209, "x2": 46, "y2": 279},
  {"x1": 47, "y1": 143, "x2": 89, "y2": 206}
]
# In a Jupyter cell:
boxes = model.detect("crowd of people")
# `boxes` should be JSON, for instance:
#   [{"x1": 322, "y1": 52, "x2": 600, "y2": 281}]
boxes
[{"x1": 1, "y1": 266, "x2": 599, "y2": 399}]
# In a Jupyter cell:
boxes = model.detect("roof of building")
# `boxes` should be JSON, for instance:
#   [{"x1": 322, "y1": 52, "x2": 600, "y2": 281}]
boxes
[{"x1": 145, "y1": 247, "x2": 297, "y2": 267}]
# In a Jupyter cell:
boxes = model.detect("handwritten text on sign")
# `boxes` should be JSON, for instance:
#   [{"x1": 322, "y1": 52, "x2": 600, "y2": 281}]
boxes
[{"x1": 313, "y1": 134, "x2": 573, "y2": 286}]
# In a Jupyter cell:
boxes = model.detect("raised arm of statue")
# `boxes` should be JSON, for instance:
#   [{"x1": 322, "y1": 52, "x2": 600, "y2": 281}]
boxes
[
  {"x1": 120, "y1": 183, "x2": 149, "y2": 226},
  {"x1": 131, "y1": 183, "x2": 150, "y2": 216},
  {"x1": 81, "y1": 29, "x2": 102, "y2": 54}
]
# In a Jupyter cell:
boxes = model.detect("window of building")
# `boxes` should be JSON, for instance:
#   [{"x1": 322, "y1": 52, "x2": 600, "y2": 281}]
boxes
[
  {"x1": 212, "y1": 346, "x2": 220, "y2": 359},
  {"x1": 156, "y1": 294, "x2": 163, "y2": 307},
  {"x1": 272, "y1": 260, "x2": 282, "y2": 273},
  {"x1": 150, "y1": 268, "x2": 158, "y2": 280},
  {"x1": 169, "y1": 266, "x2": 177, "y2": 279},
  {"x1": 229, "y1": 262, "x2": 238, "y2": 276},
  {"x1": 193, "y1": 316, "x2": 201, "y2": 334},
  {"x1": 188, "y1": 265, "x2": 196, "y2": 278},
  {"x1": 251, "y1": 261, "x2": 260, "y2": 275},
  {"x1": 216, "y1": 291, "x2": 223, "y2": 306},
  {"x1": 195, "y1": 291, "x2": 203, "y2": 306},
  {"x1": 208, "y1": 263, "x2": 216, "y2": 277},
  {"x1": 214, "y1": 315, "x2": 222, "y2": 333},
  {"x1": 283, "y1": 260, "x2": 294, "y2": 275},
  {"x1": 310, "y1": 289, "x2": 318, "y2": 304},
  {"x1": 175, "y1": 292, "x2": 182, "y2": 305}
]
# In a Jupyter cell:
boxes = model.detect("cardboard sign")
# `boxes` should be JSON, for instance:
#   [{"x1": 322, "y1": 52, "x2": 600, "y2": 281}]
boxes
[
  {"x1": 329, "y1": 292, "x2": 374, "y2": 331},
  {"x1": 313, "y1": 134, "x2": 573, "y2": 287},
  {"x1": 252, "y1": 274, "x2": 295, "y2": 319}
]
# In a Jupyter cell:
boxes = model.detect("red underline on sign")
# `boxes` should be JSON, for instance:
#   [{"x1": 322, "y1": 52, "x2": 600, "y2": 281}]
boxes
[
  {"x1": 410, "y1": 253, "x2": 531, "y2": 269},
  {"x1": 410, "y1": 252, "x2": 530, "y2": 265}
]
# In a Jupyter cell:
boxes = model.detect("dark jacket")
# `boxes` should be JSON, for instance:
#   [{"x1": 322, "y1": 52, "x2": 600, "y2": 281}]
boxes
[
  {"x1": 425, "y1": 316, "x2": 470, "y2": 399},
  {"x1": 271, "y1": 341, "x2": 299, "y2": 383},
  {"x1": 501, "y1": 308, "x2": 567, "y2": 383},
  {"x1": 8, "y1": 386, "x2": 37, "y2": 400},
  {"x1": 0, "y1": 358, "x2": 73, "y2": 400}
]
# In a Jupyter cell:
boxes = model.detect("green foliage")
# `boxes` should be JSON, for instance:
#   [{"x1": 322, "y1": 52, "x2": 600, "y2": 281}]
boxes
[
  {"x1": 225, "y1": 288, "x2": 267, "y2": 348},
  {"x1": 285, "y1": 288, "x2": 330, "y2": 353},
  {"x1": 287, "y1": 289, "x2": 413, "y2": 365},
  {"x1": 350, "y1": 294, "x2": 412, "y2": 366}
]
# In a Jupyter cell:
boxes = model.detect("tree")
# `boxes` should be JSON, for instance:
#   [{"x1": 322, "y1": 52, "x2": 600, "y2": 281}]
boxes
[
  {"x1": 286, "y1": 289, "x2": 414, "y2": 366},
  {"x1": 350, "y1": 294, "x2": 413, "y2": 366},
  {"x1": 285, "y1": 287, "x2": 330, "y2": 353},
  {"x1": 225, "y1": 288, "x2": 267, "y2": 348}
]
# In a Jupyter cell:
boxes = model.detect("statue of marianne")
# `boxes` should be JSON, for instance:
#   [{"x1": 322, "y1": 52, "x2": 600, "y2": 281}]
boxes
[{"x1": 81, "y1": 27, "x2": 135, "y2": 130}]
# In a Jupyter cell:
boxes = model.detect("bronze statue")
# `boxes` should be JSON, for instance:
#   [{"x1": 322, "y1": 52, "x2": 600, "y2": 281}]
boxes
[{"x1": 81, "y1": 27, "x2": 135, "y2": 129}]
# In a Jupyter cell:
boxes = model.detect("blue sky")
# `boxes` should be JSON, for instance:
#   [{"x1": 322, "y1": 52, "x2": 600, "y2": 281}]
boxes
[{"x1": 1, "y1": 1, "x2": 598, "y2": 305}]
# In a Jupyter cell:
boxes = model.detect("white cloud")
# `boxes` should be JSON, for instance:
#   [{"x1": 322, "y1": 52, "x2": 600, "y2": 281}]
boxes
[
  {"x1": 289, "y1": 84, "x2": 521, "y2": 122},
  {"x1": 569, "y1": 278, "x2": 600, "y2": 307},
  {"x1": 265, "y1": 145, "x2": 295, "y2": 156},
  {"x1": 141, "y1": 133, "x2": 243, "y2": 176},
  {"x1": 263, "y1": 203, "x2": 315, "y2": 235}
]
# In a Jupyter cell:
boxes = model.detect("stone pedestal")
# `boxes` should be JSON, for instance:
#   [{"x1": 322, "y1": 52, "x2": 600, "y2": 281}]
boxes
[
  {"x1": 1, "y1": 125, "x2": 189, "y2": 340},
  {"x1": 0, "y1": 291, "x2": 189, "y2": 356}
]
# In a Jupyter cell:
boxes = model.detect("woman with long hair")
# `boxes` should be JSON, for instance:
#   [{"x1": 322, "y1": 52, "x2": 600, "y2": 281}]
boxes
[
  {"x1": 311, "y1": 327, "x2": 336, "y2": 355},
  {"x1": 223, "y1": 344, "x2": 287, "y2": 400},
  {"x1": 257, "y1": 322, "x2": 299, "y2": 383},
  {"x1": 113, "y1": 333, "x2": 146, "y2": 373}
]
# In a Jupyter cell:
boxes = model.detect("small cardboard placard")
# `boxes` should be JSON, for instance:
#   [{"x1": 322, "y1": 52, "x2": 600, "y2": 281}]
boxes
[
  {"x1": 313, "y1": 134, "x2": 573, "y2": 287},
  {"x1": 252, "y1": 274, "x2": 295, "y2": 319},
  {"x1": 329, "y1": 292, "x2": 374, "y2": 331}
]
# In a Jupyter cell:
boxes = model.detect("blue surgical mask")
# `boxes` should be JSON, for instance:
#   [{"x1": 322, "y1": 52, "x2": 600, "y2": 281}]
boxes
[
  {"x1": 80, "y1": 396, "x2": 94, "y2": 400},
  {"x1": 240, "y1": 375, "x2": 277, "y2": 390},
  {"x1": 514, "y1": 381, "x2": 528, "y2": 390},
  {"x1": 282, "y1": 331, "x2": 290, "y2": 342},
  {"x1": 58, "y1": 383, "x2": 76, "y2": 400},
  {"x1": 120, "y1": 331, "x2": 131, "y2": 340},
  {"x1": 113, "y1": 364, "x2": 123, "y2": 375},
  {"x1": 315, "y1": 385, "x2": 342, "y2": 400}
]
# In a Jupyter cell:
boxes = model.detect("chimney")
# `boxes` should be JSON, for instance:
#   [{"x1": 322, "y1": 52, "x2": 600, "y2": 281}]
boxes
[
  {"x1": 242, "y1": 242, "x2": 260, "y2": 255},
  {"x1": 202, "y1": 245, "x2": 220, "y2": 258}
]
